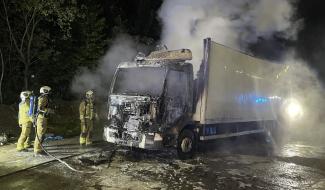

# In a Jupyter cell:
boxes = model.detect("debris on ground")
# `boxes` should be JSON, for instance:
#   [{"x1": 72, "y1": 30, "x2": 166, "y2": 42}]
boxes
[
  {"x1": 76, "y1": 150, "x2": 116, "y2": 166},
  {"x1": 0, "y1": 133, "x2": 8, "y2": 145},
  {"x1": 44, "y1": 134, "x2": 64, "y2": 141}
]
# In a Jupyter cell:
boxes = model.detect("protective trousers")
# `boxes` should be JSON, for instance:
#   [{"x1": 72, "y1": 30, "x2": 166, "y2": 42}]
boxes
[
  {"x1": 34, "y1": 116, "x2": 48, "y2": 153},
  {"x1": 80, "y1": 119, "x2": 93, "y2": 145},
  {"x1": 17, "y1": 122, "x2": 32, "y2": 151}
]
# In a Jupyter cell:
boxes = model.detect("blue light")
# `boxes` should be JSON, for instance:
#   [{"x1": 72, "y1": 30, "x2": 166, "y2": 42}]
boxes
[
  {"x1": 255, "y1": 97, "x2": 269, "y2": 104},
  {"x1": 235, "y1": 92, "x2": 270, "y2": 104}
]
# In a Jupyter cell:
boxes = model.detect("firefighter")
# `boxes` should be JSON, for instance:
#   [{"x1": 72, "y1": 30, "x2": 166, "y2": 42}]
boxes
[
  {"x1": 79, "y1": 90, "x2": 97, "y2": 146},
  {"x1": 34, "y1": 86, "x2": 52, "y2": 155},
  {"x1": 17, "y1": 91, "x2": 33, "y2": 151}
]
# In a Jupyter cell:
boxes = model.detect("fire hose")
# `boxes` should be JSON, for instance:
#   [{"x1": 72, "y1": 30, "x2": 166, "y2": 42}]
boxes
[{"x1": 33, "y1": 117, "x2": 96, "y2": 174}]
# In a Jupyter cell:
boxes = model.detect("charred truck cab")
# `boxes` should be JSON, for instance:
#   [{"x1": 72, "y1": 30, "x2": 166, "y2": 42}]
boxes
[
  {"x1": 105, "y1": 49, "x2": 194, "y2": 155},
  {"x1": 105, "y1": 38, "x2": 285, "y2": 159}
]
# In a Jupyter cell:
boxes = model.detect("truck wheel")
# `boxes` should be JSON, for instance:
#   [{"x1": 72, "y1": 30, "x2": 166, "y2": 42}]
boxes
[{"x1": 177, "y1": 129, "x2": 196, "y2": 160}]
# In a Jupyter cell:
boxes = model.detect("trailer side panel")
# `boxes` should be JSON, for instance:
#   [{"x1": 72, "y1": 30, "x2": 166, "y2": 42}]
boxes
[{"x1": 194, "y1": 38, "x2": 284, "y2": 124}]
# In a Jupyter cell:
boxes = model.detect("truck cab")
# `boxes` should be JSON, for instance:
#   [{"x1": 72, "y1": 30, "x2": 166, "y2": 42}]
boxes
[{"x1": 104, "y1": 49, "x2": 194, "y2": 150}]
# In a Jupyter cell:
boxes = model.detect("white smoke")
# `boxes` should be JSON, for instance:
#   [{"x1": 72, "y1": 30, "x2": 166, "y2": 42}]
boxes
[
  {"x1": 159, "y1": 0, "x2": 301, "y2": 73},
  {"x1": 71, "y1": 35, "x2": 139, "y2": 97},
  {"x1": 277, "y1": 54, "x2": 325, "y2": 145},
  {"x1": 72, "y1": 0, "x2": 301, "y2": 97},
  {"x1": 159, "y1": 0, "x2": 325, "y2": 145}
]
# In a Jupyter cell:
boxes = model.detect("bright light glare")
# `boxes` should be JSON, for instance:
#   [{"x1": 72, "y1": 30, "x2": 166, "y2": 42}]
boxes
[{"x1": 285, "y1": 99, "x2": 303, "y2": 120}]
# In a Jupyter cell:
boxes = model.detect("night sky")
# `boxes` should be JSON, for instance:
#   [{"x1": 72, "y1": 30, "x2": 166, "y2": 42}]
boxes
[{"x1": 297, "y1": 0, "x2": 325, "y2": 83}]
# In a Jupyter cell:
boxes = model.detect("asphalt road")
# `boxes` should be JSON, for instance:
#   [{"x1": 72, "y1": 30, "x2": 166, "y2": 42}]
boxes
[{"x1": 0, "y1": 136, "x2": 324, "y2": 190}]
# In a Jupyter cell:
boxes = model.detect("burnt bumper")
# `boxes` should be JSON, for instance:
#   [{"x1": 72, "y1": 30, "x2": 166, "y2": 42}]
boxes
[{"x1": 103, "y1": 127, "x2": 163, "y2": 149}]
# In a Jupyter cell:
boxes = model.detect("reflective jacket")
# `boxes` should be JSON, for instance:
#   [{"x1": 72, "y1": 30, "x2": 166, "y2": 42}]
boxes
[
  {"x1": 37, "y1": 95, "x2": 49, "y2": 118},
  {"x1": 18, "y1": 101, "x2": 32, "y2": 125},
  {"x1": 79, "y1": 100, "x2": 95, "y2": 120}
]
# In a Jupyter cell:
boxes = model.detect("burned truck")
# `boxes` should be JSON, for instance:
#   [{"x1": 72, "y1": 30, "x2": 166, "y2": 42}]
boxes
[{"x1": 104, "y1": 38, "x2": 285, "y2": 159}]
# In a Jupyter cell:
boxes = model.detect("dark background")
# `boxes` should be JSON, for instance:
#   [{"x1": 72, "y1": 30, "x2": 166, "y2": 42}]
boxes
[
  {"x1": 296, "y1": 0, "x2": 325, "y2": 83},
  {"x1": 0, "y1": 0, "x2": 324, "y2": 104}
]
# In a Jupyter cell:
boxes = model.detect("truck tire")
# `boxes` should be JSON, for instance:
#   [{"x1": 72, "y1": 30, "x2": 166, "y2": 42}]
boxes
[{"x1": 177, "y1": 129, "x2": 196, "y2": 160}]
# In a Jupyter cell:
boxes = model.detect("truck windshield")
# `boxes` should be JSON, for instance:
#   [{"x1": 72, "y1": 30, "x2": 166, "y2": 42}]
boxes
[{"x1": 113, "y1": 67, "x2": 166, "y2": 96}]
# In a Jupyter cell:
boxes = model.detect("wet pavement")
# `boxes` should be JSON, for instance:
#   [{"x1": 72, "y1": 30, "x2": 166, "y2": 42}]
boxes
[
  {"x1": 0, "y1": 136, "x2": 325, "y2": 190},
  {"x1": 0, "y1": 137, "x2": 106, "y2": 177}
]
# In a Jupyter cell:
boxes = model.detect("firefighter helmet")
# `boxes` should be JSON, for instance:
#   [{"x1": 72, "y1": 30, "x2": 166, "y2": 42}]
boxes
[
  {"x1": 85, "y1": 90, "x2": 94, "y2": 99},
  {"x1": 20, "y1": 91, "x2": 31, "y2": 101},
  {"x1": 40, "y1": 86, "x2": 51, "y2": 95}
]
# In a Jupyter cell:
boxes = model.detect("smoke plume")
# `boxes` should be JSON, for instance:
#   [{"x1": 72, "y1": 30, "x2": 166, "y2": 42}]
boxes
[
  {"x1": 71, "y1": 35, "x2": 140, "y2": 97},
  {"x1": 159, "y1": 0, "x2": 325, "y2": 145},
  {"x1": 73, "y1": 0, "x2": 301, "y2": 97},
  {"x1": 159, "y1": 0, "x2": 301, "y2": 73},
  {"x1": 277, "y1": 54, "x2": 325, "y2": 145},
  {"x1": 70, "y1": 0, "x2": 325, "y2": 145}
]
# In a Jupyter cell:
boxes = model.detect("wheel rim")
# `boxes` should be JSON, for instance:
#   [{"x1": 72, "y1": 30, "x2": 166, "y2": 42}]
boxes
[{"x1": 181, "y1": 137, "x2": 192, "y2": 153}]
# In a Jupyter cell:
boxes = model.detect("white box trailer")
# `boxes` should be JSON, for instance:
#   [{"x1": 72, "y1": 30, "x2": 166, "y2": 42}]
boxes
[
  {"x1": 104, "y1": 38, "x2": 285, "y2": 159},
  {"x1": 194, "y1": 38, "x2": 283, "y2": 141}
]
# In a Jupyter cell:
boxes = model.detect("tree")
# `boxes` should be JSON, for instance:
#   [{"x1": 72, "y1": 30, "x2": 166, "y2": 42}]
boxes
[
  {"x1": 30, "y1": 1, "x2": 110, "y2": 99},
  {"x1": 1, "y1": 0, "x2": 78, "y2": 90},
  {"x1": 72, "y1": 2, "x2": 107, "y2": 68},
  {"x1": 0, "y1": 0, "x2": 162, "y2": 102}
]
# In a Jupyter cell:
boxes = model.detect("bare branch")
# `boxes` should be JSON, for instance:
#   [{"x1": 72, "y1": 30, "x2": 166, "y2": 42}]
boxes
[
  {"x1": 26, "y1": 13, "x2": 39, "y2": 67},
  {"x1": 1, "y1": 0, "x2": 26, "y2": 63},
  {"x1": 20, "y1": 8, "x2": 34, "y2": 52},
  {"x1": 0, "y1": 49, "x2": 4, "y2": 104},
  {"x1": 30, "y1": 57, "x2": 40, "y2": 65}
]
